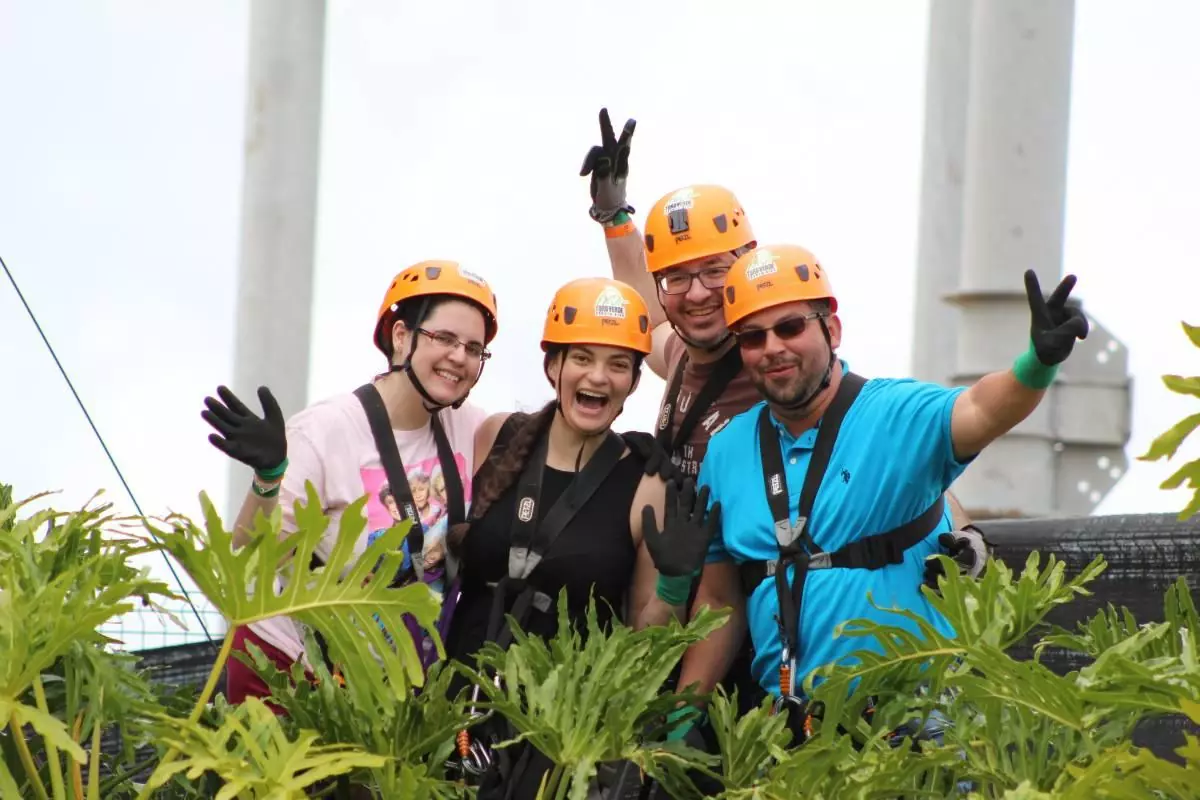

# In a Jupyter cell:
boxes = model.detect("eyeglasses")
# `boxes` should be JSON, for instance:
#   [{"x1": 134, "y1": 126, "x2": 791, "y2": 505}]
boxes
[
  {"x1": 656, "y1": 266, "x2": 730, "y2": 295},
  {"x1": 733, "y1": 313, "x2": 825, "y2": 350},
  {"x1": 417, "y1": 328, "x2": 491, "y2": 361}
]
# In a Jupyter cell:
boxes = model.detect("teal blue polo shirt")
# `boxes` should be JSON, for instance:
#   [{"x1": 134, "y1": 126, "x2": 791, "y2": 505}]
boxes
[{"x1": 700, "y1": 364, "x2": 971, "y2": 698}]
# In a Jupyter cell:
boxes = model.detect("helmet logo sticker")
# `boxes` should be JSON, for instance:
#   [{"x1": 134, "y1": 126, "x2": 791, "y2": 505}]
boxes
[
  {"x1": 665, "y1": 187, "x2": 696, "y2": 235},
  {"x1": 664, "y1": 187, "x2": 697, "y2": 215},
  {"x1": 460, "y1": 267, "x2": 488, "y2": 286},
  {"x1": 745, "y1": 250, "x2": 779, "y2": 282},
  {"x1": 593, "y1": 287, "x2": 628, "y2": 320}
]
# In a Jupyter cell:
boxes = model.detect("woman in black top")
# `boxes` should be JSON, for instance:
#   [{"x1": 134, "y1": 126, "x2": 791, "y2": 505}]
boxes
[{"x1": 444, "y1": 277, "x2": 718, "y2": 796}]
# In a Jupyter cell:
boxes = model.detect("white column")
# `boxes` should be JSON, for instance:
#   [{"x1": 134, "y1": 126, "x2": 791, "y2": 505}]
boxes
[
  {"x1": 943, "y1": 1, "x2": 1130, "y2": 518},
  {"x1": 910, "y1": 0, "x2": 975, "y2": 385},
  {"x1": 227, "y1": 0, "x2": 327, "y2": 523}
]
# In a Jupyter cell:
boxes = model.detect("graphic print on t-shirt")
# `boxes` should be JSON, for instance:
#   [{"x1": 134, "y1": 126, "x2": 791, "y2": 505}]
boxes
[{"x1": 359, "y1": 451, "x2": 471, "y2": 559}]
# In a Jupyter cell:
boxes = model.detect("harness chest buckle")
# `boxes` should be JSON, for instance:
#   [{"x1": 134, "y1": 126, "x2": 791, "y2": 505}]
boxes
[
  {"x1": 775, "y1": 516, "x2": 808, "y2": 548},
  {"x1": 508, "y1": 547, "x2": 542, "y2": 581}
]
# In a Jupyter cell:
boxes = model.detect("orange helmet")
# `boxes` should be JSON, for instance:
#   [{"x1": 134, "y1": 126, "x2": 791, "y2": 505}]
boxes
[
  {"x1": 373, "y1": 260, "x2": 499, "y2": 355},
  {"x1": 541, "y1": 278, "x2": 652, "y2": 354},
  {"x1": 643, "y1": 184, "x2": 756, "y2": 274},
  {"x1": 723, "y1": 244, "x2": 837, "y2": 328}
]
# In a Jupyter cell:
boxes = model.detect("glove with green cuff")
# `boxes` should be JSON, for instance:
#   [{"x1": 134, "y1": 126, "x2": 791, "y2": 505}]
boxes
[
  {"x1": 642, "y1": 479, "x2": 722, "y2": 606},
  {"x1": 1013, "y1": 269, "x2": 1090, "y2": 389}
]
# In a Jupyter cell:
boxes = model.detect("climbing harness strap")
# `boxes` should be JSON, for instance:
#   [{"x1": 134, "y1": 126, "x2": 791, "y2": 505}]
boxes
[
  {"x1": 736, "y1": 372, "x2": 945, "y2": 699},
  {"x1": 655, "y1": 346, "x2": 743, "y2": 455}
]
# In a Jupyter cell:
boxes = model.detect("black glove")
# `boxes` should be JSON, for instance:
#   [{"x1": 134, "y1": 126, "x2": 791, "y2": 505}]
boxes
[
  {"x1": 923, "y1": 524, "x2": 994, "y2": 591},
  {"x1": 201, "y1": 385, "x2": 287, "y2": 473},
  {"x1": 642, "y1": 479, "x2": 721, "y2": 579},
  {"x1": 580, "y1": 107, "x2": 636, "y2": 224},
  {"x1": 623, "y1": 431, "x2": 683, "y2": 484},
  {"x1": 1024, "y1": 269, "x2": 1089, "y2": 366}
]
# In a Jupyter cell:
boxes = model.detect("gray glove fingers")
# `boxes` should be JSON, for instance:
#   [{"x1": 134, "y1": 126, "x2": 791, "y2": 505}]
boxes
[
  {"x1": 676, "y1": 477, "x2": 698, "y2": 519},
  {"x1": 202, "y1": 396, "x2": 243, "y2": 429},
  {"x1": 1046, "y1": 273, "x2": 1078, "y2": 311},
  {"x1": 616, "y1": 117, "x2": 636, "y2": 151},
  {"x1": 257, "y1": 385, "x2": 284, "y2": 427},
  {"x1": 1023, "y1": 270, "x2": 1050, "y2": 325},
  {"x1": 707, "y1": 498, "x2": 721, "y2": 533},
  {"x1": 216, "y1": 384, "x2": 255, "y2": 419},
  {"x1": 580, "y1": 144, "x2": 605, "y2": 176},
  {"x1": 1061, "y1": 308, "x2": 1090, "y2": 340},
  {"x1": 691, "y1": 483, "x2": 712, "y2": 525},
  {"x1": 599, "y1": 107, "x2": 617, "y2": 151},
  {"x1": 207, "y1": 432, "x2": 239, "y2": 459},
  {"x1": 664, "y1": 477, "x2": 680, "y2": 520}
]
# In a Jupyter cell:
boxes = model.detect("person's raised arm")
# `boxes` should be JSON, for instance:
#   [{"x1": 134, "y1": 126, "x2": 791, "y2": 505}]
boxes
[
  {"x1": 579, "y1": 107, "x2": 669, "y2": 336},
  {"x1": 950, "y1": 270, "x2": 1089, "y2": 461}
]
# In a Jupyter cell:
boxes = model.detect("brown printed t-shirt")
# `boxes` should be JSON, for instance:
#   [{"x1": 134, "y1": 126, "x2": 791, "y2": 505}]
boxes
[{"x1": 658, "y1": 332, "x2": 763, "y2": 478}]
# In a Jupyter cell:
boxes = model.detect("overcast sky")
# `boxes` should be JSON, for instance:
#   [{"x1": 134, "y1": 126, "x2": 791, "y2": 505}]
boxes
[{"x1": 2, "y1": 1, "x2": 1198, "y2": 646}]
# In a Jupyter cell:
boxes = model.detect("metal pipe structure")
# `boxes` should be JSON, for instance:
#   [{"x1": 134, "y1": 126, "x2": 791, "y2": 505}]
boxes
[
  {"x1": 910, "y1": 0, "x2": 974, "y2": 387},
  {"x1": 914, "y1": 1, "x2": 1131, "y2": 518},
  {"x1": 226, "y1": 1, "x2": 327, "y2": 524}
]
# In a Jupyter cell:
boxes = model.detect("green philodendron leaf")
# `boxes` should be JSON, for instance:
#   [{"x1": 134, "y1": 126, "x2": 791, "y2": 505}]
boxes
[
  {"x1": 1138, "y1": 412, "x2": 1200, "y2": 463},
  {"x1": 142, "y1": 696, "x2": 386, "y2": 799},
  {"x1": 1184, "y1": 321, "x2": 1200, "y2": 349},
  {"x1": 242, "y1": 638, "x2": 469, "y2": 797},
  {"x1": 1163, "y1": 374, "x2": 1200, "y2": 398},
  {"x1": 0, "y1": 696, "x2": 87, "y2": 763},
  {"x1": 464, "y1": 592, "x2": 728, "y2": 798},
  {"x1": 1141, "y1": 320, "x2": 1200, "y2": 521},
  {"x1": 147, "y1": 484, "x2": 443, "y2": 704}
]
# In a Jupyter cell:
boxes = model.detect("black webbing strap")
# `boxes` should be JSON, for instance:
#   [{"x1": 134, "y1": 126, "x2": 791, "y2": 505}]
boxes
[
  {"x1": 354, "y1": 383, "x2": 465, "y2": 586},
  {"x1": 483, "y1": 430, "x2": 626, "y2": 650},
  {"x1": 736, "y1": 372, "x2": 945, "y2": 698},
  {"x1": 654, "y1": 345, "x2": 743, "y2": 455},
  {"x1": 307, "y1": 383, "x2": 468, "y2": 674}
]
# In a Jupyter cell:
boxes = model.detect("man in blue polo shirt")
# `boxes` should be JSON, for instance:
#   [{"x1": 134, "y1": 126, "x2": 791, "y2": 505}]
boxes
[{"x1": 674, "y1": 243, "x2": 1089, "y2": 737}]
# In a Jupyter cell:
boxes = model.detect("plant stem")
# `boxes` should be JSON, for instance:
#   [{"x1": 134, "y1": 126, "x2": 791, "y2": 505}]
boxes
[
  {"x1": 86, "y1": 715, "x2": 102, "y2": 800},
  {"x1": 188, "y1": 627, "x2": 237, "y2": 724},
  {"x1": 70, "y1": 714, "x2": 84, "y2": 800},
  {"x1": 33, "y1": 675, "x2": 68, "y2": 800},
  {"x1": 0, "y1": 751, "x2": 28, "y2": 800},
  {"x1": 136, "y1": 627, "x2": 236, "y2": 799},
  {"x1": 8, "y1": 713, "x2": 50, "y2": 800},
  {"x1": 553, "y1": 765, "x2": 572, "y2": 800}
]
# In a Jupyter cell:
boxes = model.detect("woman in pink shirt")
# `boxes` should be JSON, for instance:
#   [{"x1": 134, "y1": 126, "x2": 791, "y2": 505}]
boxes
[{"x1": 200, "y1": 260, "x2": 500, "y2": 706}]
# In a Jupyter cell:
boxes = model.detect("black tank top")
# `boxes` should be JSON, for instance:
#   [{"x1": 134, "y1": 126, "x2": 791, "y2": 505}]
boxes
[{"x1": 445, "y1": 417, "x2": 643, "y2": 662}]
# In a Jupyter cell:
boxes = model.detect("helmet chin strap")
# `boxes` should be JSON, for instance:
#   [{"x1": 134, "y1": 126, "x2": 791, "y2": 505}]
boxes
[
  {"x1": 551, "y1": 353, "x2": 616, "y2": 472},
  {"x1": 386, "y1": 299, "x2": 480, "y2": 412},
  {"x1": 775, "y1": 318, "x2": 836, "y2": 413}
]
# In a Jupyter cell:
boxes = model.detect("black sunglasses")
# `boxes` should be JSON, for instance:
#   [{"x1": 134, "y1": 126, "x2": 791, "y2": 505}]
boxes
[{"x1": 734, "y1": 312, "x2": 825, "y2": 350}]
